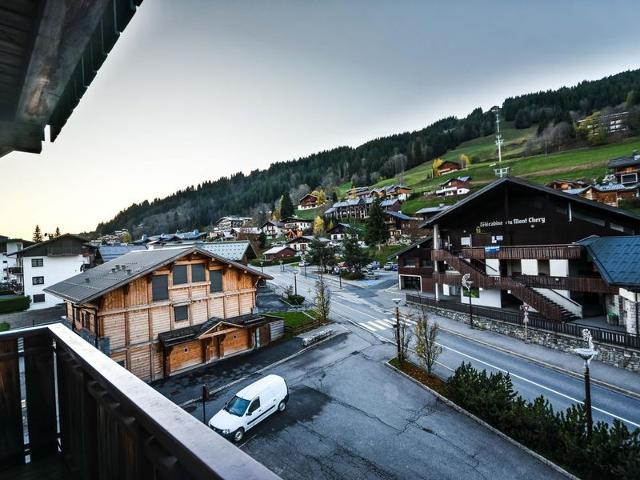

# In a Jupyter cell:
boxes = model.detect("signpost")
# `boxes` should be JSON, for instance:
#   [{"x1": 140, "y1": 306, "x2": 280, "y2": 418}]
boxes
[
  {"x1": 461, "y1": 273, "x2": 474, "y2": 329},
  {"x1": 520, "y1": 303, "x2": 530, "y2": 342},
  {"x1": 201, "y1": 384, "x2": 210, "y2": 424}
]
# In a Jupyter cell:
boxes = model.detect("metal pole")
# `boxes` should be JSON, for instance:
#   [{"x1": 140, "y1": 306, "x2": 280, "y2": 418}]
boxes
[
  {"x1": 584, "y1": 362, "x2": 593, "y2": 440},
  {"x1": 468, "y1": 288, "x2": 474, "y2": 329},
  {"x1": 339, "y1": 274, "x2": 342, "y2": 289},
  {"x1": 395, "y1": 305, "x2": 401, "y2": 363},
  {"x1": 294, "y1": 273, "x2": 297, "y2": 296}
]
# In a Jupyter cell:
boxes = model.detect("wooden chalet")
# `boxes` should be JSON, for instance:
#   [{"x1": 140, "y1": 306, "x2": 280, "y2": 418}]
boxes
[
  {"x1": 434, "y1": 160, "x2": 463, "y2": 176},
  {"x1": 298, "y1": 193, "x2": 319, "y2": 210},
  {"x1": 545, "y1": 179, "x2": 588, "y2": 191},
  {"x1": 435, "y1": 176, "x2": 471, "y2": 197},
  {"x1": 45, "y1": 246, "x2": 276, "y2": 380},
  {"x1": 394, "y1": 237, "x2": 434, "y2": 292},
  {"x1": 263, "y1": 245, "x2": 296, "y2": 261},
  {"x1": 384, "y1": 211, "x2": 421, "y2": 239},
  {"x1": 607, "y1": 150, "x2": 640, "y2": 185}
]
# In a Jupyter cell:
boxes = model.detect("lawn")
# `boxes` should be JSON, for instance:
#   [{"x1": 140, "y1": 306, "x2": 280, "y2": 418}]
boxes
[
  {"x1": 266, "y1": 310, "x2": 317, "y2": 328},
  {"x1": 368, "y1": 244, "x2": 406, "y2": 263}
]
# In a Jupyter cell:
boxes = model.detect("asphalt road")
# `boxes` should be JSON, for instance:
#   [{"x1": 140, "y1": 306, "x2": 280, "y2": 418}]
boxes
[
  {"x1": 196, "y1": 325, "x2": 564, "y2": 479},
  {"x1": 269, "y1": 265, "x2": 640, "y2": 430}
]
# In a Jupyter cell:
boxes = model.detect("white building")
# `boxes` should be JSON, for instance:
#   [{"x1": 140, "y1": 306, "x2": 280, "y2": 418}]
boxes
[
  {"x1": 12, "y1": 234, "x2": 93, "y2": 309},
  {"x1": 1, "y1": 235, "x2": 31, "y2": 283}
]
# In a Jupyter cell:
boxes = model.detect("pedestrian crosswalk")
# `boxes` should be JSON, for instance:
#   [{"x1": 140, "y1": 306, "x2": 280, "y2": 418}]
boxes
[{"x1": 358, "y1": 317, "x2": 416, "y2": 332}]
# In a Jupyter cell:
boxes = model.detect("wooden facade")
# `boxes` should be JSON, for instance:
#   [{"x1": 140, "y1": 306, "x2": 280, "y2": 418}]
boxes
[{"x1": 65, "y1": 251, "x2": 266, "y2": 381}]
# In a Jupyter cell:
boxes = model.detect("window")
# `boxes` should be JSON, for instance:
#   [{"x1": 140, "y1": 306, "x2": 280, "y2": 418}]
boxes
[
  {"x1": 32, "y1": 276, "x2": 44, "y2": 285},
  {"x1": 31, "y1": 258, "x2": 43, "y2": 267},
  {"x1": 420, "y1": 259, "x2": 433, "y2": 268},
  {"x1": 538, "y1": 259, "x2": 550, "y2": 276},
  {"x1": 620, "y1": 173, "x2": 638, "y2": 185},
  {"x1": 173, "y1": 265, "x2": 188, "y2": 285},
  {"x1": 191, "y1": 264, "x2": 206, "y2": 283},
  {"x1": 152, "y1": 275, "x2": 169, "y2": 301},
  {"x1": 33, "y1": 293, "x2": 45, "y2": 303},
  {"x1": 174, "y1": 305, "x2": 188, "y2": 322},
  {"x1": 116, "y1": 360, "x2": 126, "y2": 368},
  {"x1": 248, "y1": 398, "x2": 261, "y2": 414},
  {"x1": 210, "y1": 270, "x2": 223, "y2": 292}
]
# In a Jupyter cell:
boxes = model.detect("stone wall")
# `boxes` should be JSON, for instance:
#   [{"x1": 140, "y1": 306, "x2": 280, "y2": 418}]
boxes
[{"x1": 416, "y1": 304, "x2": 640, "y2": 373}]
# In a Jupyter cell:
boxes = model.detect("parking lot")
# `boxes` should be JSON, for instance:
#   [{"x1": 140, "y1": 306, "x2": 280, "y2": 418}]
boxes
[{"x1": 189, "y1": 327, "x2": 564, "y2": 480}]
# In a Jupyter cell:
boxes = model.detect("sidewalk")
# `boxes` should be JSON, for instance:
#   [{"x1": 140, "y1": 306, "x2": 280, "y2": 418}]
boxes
[
  {"x1": 152, "y1": 325, "x2": 346, "y2": 406},
  {"x1": 410, "y1": 305, "x2": 640, "y2": 398}
]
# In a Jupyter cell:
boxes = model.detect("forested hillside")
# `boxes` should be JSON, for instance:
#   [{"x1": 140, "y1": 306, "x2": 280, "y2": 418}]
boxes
[{"x1": 97, "y1": 69, "x2": 640, "y2": 236}]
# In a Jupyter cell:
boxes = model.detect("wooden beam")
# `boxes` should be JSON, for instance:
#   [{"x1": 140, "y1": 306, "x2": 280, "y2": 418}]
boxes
[{"x1": 0, "y1": 120, "x2": 41, "y2": 153}]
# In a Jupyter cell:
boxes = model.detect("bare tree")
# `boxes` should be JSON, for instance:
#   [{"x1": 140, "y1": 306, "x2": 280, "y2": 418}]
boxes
[
  {"x1": 414, "y1": 310, "x2": 442, "y2": 375},
  {"x1": 397, "y1": 312, "x2": 413, "y2": 366},
  {"x1": 315, "y1": 277, "x2": 331, "y2": 323}
]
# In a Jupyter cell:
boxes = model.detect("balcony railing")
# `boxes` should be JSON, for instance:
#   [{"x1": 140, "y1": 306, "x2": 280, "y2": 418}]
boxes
[
  {"x1": 398, "y1": 266, "x2": 433, "y2": 276},
  {"x1": 0, "y1": 323, "x2": 280, "y2": 480},
  {"x1": 460, "y1": 244, "x2": 582, "y2": 260}
]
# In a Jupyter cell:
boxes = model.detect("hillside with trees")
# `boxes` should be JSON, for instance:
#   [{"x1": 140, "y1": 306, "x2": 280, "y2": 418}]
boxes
[{"x1": 97, "y1": 69, "x2": 640, "y2": 237}]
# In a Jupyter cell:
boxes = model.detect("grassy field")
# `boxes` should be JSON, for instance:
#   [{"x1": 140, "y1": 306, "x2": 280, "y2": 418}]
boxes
[
  {"x1": 368, "y1": 244, "x2": 406, "y2": 263},
  {"x1": 266, "y1": 310, "x2": 316, "y2": 328}
]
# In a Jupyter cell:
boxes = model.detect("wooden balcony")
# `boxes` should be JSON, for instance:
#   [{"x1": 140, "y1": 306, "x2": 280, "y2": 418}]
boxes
[
  {"x1": 516, "y1": 275, "x2": 618, "y2": 294},
  {"x1": 460, "y1": 244, "x2": 582, "y2": 260},
  {"x1": 398, "y1": 266, "x2": 433, "y2": 276},
  {"x1": 0, "y1": 323, "x2": 279, "y2": 480}
]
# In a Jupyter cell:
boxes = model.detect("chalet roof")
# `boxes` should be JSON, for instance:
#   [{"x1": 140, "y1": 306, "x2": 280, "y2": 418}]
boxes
[
  {"x1": 261, "y1": 220, "x2": 285, "y2": 228},
  {"x1": 44, "y1": 246, "x2": 271, "y2": 305},
  {"x1": 415, "y1": 205, "x2": 451, "y2": 215},
  {"x1": 327, "y1": 223, "x2": 354, "y2": 233},
  {"x1": 582, "y1": 236, "x2": 640, "y2": 290},
  {"x1": 263, "y1": 245, "x2": 295, "y2": 255},
  {"x1": 199, "y1": 241, "x2": 256, "y2": 262},
  {"x1": 380, "y1": 198, "x2": 400, "y2": 207},
  {"x1": 389, "y1": 236, "x2": 433, "y2": 260},
  {"x1": 98, "y1": 244, "x2": 147, "y2": 262},
  {"x1": 385, "y1": 211, "x2": 415, "y2": 221},
  {"x1": 283, "y1": 217, "x2": 312, "y2": 223},
  {"x1": 11, "y1": 234, "x2": 90, "y2": 257},
  {"x1": 158, "y1": 314, "x2": 267, "y2": 347},
  {"x1": 421, "y1": 176, "x2": 640, "y2": 228},
  {"x1": 439, "y1": 176, "x2": 471, "y2": 185},
  {"x1": 286, "y1": 236, "x2": 330, "y2": 244},
  {"x1": 299, "y1": 193, "x2": 318, "y2": 202},
  {"x1": 607, "y1": 152, "x2": 640, "y2": 169}
]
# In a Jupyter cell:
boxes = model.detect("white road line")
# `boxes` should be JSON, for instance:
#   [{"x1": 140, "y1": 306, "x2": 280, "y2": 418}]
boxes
[
  {"x1": 436, "y1": 342, "x2": 640, "y2": 428},
  {"x1": 378, "y1": 319, "x2": 396, "y2": 328},
  {"x1": 359, "y1": 323, "x2": 379, "y2": 332},
  {"x1": 372, "y1": 320, "x2": 392, "y2": 330}
]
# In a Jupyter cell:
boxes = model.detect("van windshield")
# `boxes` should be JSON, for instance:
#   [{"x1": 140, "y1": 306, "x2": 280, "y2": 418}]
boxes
[{"x1": 224, "y1": 396, "x2": 250, "y2": 417}]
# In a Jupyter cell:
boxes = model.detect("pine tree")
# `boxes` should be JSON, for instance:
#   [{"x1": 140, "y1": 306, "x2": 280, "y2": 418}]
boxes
[
  {"x1": 342, "y1": 235, "x2": 370, "y2": 273},
  {"x1": 33, "y1": 225, "x2": 43, "y2": 243},
  {"x1": 365, "y1": 199, "x2": 389, "y2": 247},
  {"x1": 54, "y1": 227, "x2": 61, "y2": 237},
  {"x1": 280, "y1": 193, "x2": 294, "y2": 219}
]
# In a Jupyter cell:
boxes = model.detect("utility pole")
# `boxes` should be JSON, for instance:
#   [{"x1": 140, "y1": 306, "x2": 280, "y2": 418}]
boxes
[
  {"x1": 495, "y1": 107, "x2": 504, "y2": 164},
  {"x1": 393, "y1": 298, "x2": 402, "y2": 363}
]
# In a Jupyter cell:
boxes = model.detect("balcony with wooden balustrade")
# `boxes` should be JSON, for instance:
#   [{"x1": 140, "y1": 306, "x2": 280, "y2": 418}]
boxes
[{"x1": 460, "y1": 244, "x2": 582, "y2": 260}]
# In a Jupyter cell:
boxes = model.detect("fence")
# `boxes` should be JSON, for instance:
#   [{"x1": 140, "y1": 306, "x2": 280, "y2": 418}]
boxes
[{"x1": 406, "y1": 293, "x2": 640, "y2": 350}]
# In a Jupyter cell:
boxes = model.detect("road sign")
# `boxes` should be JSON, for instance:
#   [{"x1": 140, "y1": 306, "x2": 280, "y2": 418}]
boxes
[{"x1": 461, "y1": 273, "x2": 473, "y2": 290}]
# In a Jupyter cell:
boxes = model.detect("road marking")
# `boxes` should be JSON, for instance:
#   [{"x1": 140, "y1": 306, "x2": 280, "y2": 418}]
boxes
[
  {"x1": 360, "y1": 322, "x2": 381, "y2": 332},
  {"x1": 372, "y1": 320, "x2": 391, "y2": 330}
]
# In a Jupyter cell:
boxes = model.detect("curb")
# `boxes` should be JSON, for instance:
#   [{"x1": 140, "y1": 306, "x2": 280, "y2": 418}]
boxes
[
  {"x1": 384, "y1": 361, "x2": 579, "y2": 480},
  {"x1": 437, "y1": 325, "x2": 640, "y2": 401},
  {"x1": 178, "y1": 327, "x2": 348, "y2": 408}
]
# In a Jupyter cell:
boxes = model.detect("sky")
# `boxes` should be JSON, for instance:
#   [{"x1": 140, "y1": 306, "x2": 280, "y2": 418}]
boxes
[{"x1": 2, "y1": 0, "x2": 640, "y2": 239}]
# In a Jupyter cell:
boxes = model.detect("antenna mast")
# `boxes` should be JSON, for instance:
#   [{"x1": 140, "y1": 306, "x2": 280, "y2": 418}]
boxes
[{"x1": 495, "y1": 108, "x2": 504, "y2": 164}]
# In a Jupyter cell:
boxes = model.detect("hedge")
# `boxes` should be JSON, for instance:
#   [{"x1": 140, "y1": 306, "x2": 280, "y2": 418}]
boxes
[
  {"x1": 0, "y1": 322, "x2": 9, "y2": 332},
  {"x1": 0, "y1": 295, "x2": 31, "y2": 314},
  {"x1": 446, "y1": 363, "x2": 640, "y2": 479}
]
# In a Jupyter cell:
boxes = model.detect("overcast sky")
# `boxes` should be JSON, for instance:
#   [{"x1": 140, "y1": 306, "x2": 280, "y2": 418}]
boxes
[{"x1": 2, "y1": 0, "x2": 640, "y2": 239}]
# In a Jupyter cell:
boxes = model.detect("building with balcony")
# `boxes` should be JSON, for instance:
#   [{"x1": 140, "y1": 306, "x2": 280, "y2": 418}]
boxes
[
  {"x1": 435, "y1": 176, "x2": 471, "y2": 197},
  {"x1": 393, "y1": 237, "x2": 434, "y2": 292},
  {"x1": 45, "y1": 246, "x2": 275, "y2": 381},
  {"x1": 298, "y1": 193, "x2": 320, "y2": 210},
  {"x1": 421, "y1": 177, "x2": 640, "y2": 330},
  {"x1": 607, "y1": 150, "x2": 640, "y2": 185},
  {"x1": 1, "y1": 235, "x2": 32, "y2": 283},
  {"x1": 11, "y1": 234, "x2": 94, "y2": 309}
]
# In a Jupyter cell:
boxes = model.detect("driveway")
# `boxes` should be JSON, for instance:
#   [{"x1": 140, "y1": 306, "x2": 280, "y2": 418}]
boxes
[{"x1": 194, "y1": 327, "x2": 565, "y2": 480}]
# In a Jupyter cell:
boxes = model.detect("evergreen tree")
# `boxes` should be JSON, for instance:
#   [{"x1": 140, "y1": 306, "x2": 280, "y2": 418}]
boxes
[
  {"x1": 280, "y1": 193, "x2": 294, "y2": 219},
  {"x1": 54, "y1": 227, "x2": 61, "y2": 237},
  {"x1": 342, "y1": 235, "x2": 370, "y2": 273},
  {"x1": 33, "y1": 225, "x2": 43, "y2": 243},
  {"x1": 331, "y1": 191, "x2": 338, "y2": 203},
  {"x1": 365, "y1": 199, "x2": 390, "y2": 247},
  {"x1": 307, "y1": 238, "x2": 335, "y2": 272}
]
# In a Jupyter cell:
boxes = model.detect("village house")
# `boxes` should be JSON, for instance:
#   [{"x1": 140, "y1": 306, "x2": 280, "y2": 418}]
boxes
[
  {"x1": 415, "y1": 205, "x2": 451, "y2": 222},
  {"x1": 434, "y1": 159, "x2": 464, "y2": 176},
  {"x1": 384, "y1": 211, "x2": 421, "y2": 240},
  {"x1": 45, "y1": 246, "x2": 276, "y2": 381},
  {"x1": 393, "y1": 236, "x2": 434, "y2": 292},
  {"x1": 213, "y1": 216, "x2": 253, "y2": 232},
  {"x1": 282, "y1": 217, "x2": 313, "y2": 232},
  {"x1": 298, "y1": 193, "x2": 320, "y2": 210},
  {"x1": 545, "y1": 179, "x2": 588, "y2": 191},
  {"x1": 262, "y1": 245, "x2": 297, "y2": 261},
  {"x1": 574, "y1": 183, "x2": 639, "y2": 207},
  {"x1": 324, "y1": 197, "x2": 401, "y2": 220},
  {"x1": 326, "y1": 223, "x2": 356, "y2": 242},
  {"x1": 420, "y1": 177, "x2": 640, "y2": 328},
  {"x1": 260, "y1": 219, "x2": 285, "y2": 239},
  {"x1": 345, "y1": 186, "x2": 370, "y2": 199},
  {"x1": 286, "y1": 235, "x2": 330, "y2": 253},
  {"x1": 607, "y1": 150, "x2": 640, "y2": 185},
  {"x1": 1, "y1": 235, "x2": 32, "y2": 283},
  {"x1": 11, "y1": 234, "x2": 94, "y2": 309},
  {"x1": 435, "y1": 176, "x2": 472, "y2": 196},
  {"x1": 198, "y1": 241, "x2": 258, "y2": 265},
  {"x1": 96, "y1": 244, "x2": 147, "y2": 264}
]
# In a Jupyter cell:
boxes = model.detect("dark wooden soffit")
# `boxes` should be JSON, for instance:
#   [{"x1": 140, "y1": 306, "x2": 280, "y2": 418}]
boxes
[{"x1": 0, "y1": 0, "x2": 143, "y2": 159}]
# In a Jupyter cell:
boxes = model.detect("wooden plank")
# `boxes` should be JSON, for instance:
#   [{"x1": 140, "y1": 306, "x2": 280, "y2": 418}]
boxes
[
  {"x1": 0, "y1": 337, "x2": 23, "y2": 468},
  {"x1": 24, "y1": 332, "x2": 57, "y2": 460}
]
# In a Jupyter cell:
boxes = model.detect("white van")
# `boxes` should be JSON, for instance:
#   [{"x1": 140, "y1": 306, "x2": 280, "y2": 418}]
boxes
[{"x1": 208, "y1": 374, "x2": 289, "y2": 443}]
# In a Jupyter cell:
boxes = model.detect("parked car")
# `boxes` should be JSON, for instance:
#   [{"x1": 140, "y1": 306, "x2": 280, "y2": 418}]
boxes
[
  {"x1": 208, "y1": 374, "x2": 289, "y2": 443},
  {"x1": 365, "y1": 271, "x2": 379, "y2": 280},
  {"x1": 367, "y1": 261, "x2": 380, "y2": 270},
  {"x1": 298, "y1": 259, "x2": 308, "y2": 267},
  {"x1": 391, "y1": 263, "x2": 398, "y2": 271},
  {"x1": 383, "y1": 262, "x2": 394, "y2": 271}
]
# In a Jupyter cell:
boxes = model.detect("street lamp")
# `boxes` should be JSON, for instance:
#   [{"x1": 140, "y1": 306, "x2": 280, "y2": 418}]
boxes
[
  {"x1": 520, "y1": 302, "x2": 530, "y2": 342},
  {"x1": 393, "y1": 298, "x2": 402, "y2": 362},
  {"x1": 260, "y1": 259, "x2": 264, "y2": 274},
  {"x1": 279, "y1": 260, "x2": 284, "y2": 272},
  {"x1": 574, "y1": 329, "x2": 597, "y2": 440},
  {"x1": 461, "y1": 273, "x2": 474, "y2": 329},
  {"x1": 293, "y1": 267, "x2": 300, "y2": 297}
]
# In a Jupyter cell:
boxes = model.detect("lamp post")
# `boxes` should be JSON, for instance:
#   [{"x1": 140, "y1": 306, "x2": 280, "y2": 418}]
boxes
[
  {"x1": 293, "y1": 267, "x2": 300, "y2": 297},
  {"x1": 520, "y1": 302, "x2": 530, "y2": 342},
  {"x1": 393, "y1": 298, "x2": 402, "y2": 363},
  {"x1": 574, "y1": 329, "x2": 597, "y2": 440},
  {"x1": 260, "y1": 259, "x2": 264, "y2": 274},
  {"x1": 462, "y1": 273, "x2": 474, "y2": 329},
  {"x1": 279, "y1": 260, "x2": 284, "y2": 272}
]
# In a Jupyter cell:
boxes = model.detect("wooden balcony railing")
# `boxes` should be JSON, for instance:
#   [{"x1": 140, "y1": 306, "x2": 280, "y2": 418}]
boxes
[
  {"x1": 0, "y1": 323, "x2": 280, "y2": 480},
  {"x1": 460, "y1": 244, "x2": 582, "y2": 260},
  {"x1": 398, "y1": 266, "x2": 433, "y2": 276}
]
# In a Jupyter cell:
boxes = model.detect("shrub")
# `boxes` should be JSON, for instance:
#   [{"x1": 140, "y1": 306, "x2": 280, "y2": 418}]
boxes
[
  {"x1": 0, "y1": 322, "x2": 10, "y2": 332},
  {"x1": 0, "y1": 295, "x2": 31, "y2": 314},
  {"x1": 286, "y1": 294, "x2": 305, "y2": 305},
  {"x1": 341, "y1": 271, "x2": 364, "y2": 280}
]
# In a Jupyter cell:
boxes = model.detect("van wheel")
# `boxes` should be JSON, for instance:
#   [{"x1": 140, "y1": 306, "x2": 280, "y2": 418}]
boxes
[
  {"x1": 278, "y1": 400, "x2": 287, "y2": 412},
  {"x1": 233, "y1": 428, "x2": 245, "y2": 443}
]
